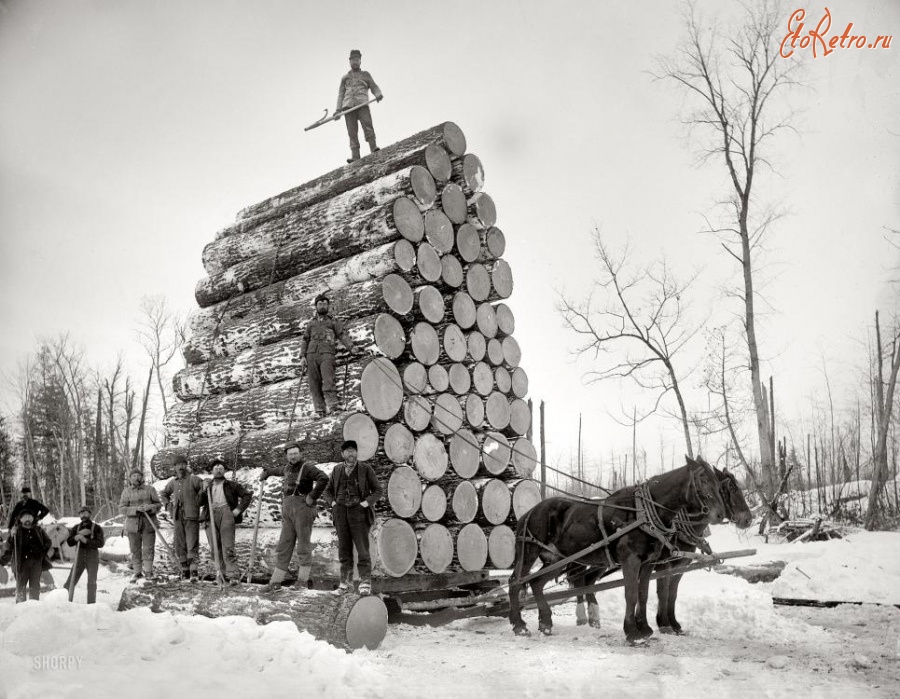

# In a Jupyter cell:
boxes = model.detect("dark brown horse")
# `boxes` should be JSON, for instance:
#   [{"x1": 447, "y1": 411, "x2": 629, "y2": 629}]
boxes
[{"x1": 508, "y1": 457, "x2": 727, "y2": 644}]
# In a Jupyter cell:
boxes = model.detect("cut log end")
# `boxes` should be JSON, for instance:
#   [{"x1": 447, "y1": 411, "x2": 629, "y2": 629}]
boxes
[
  {"x1": 409, "y1": 165, "x2": 438, "y2": 208},
  {"x1": 384, "y1": 422, "x2": 415, "y2": 464},
  {"x1": 382, "y1": 274, "x2": 414, "y2": 315},
  {"x1": 413, "y1": 433, "x2": 448, "y2": 481},
  {"x1": 424, "y1": 144, "x2": 452, "y2": 182},
  {"x1": 360, "y1": 357, "x2": 403, "y2": 420},
  {"x1": 424, "y1": 210, "x2": 454, "y2": 253},
  {"x1": 441, "y1": 183, "x2": 468, "y2": 225},
  {"x1": 392, "y1": 197, "x2": 425, "y2": 243},
  {"x1": 441, "y1": 122, "x2": 467, "y2": 158},
  {"x1": 449, "y1": 428, "x2": 479, "y2": 478},
  {"x1": 343, "y1": 412, "x2": 379, "y2": 461},
  {"x1": 421, "y1": 484, "x2": 448, "y2": 522},
  {"x1": 456, "y1": 224, "x2": 481, "y2": 263},
  {"x1": 371, "y1": 518, "x2": 418, "y2": 577},
  {"x1": 388, "y1": 466, "x2": 423, "y2": 518},
  {"x1": 374, "y1": 313, "x2": 407, "y2": 359},
  {"x1": 456, "y1": 523, "x2": 487, "y2": 571},
  {"x1": 418, "y1": 523, "x2": 454, "y2": 574}
]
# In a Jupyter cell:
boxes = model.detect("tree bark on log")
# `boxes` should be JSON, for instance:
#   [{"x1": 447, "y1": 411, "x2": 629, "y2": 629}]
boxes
[
  {"x1": 416, "y1": 523, "x2": 454, "y2": 574},
  {"x1": 424, "y1": 209, "x2": 454, "y2": 253},
  {"x1": 451, "y1": 153, "x2": 485, "y2": 198},
  {"x1": 117, "y1": 582, "x2": 388, "y2": 650},
  {"x1": 486, "y1": 524, "x2": 515, "y2": 569}
]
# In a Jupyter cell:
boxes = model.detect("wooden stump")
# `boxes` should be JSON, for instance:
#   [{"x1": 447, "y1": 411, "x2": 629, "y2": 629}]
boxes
[{"x1": 417, "y1": 523, "x2": 454, "y2": 574}]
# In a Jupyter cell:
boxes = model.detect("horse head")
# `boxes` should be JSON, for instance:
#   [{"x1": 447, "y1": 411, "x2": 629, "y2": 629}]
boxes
[
  {"x1": 684, "y1": 456, "x2": 727, "y2": 524},
  {"x1": 716, "y1": 467, "x2": 753, "y2": 529}
]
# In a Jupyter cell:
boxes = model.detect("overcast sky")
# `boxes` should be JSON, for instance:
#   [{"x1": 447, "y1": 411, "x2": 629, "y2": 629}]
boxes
[{"x1": 1, "y1": 0, "x2": 898, "y2": 480}]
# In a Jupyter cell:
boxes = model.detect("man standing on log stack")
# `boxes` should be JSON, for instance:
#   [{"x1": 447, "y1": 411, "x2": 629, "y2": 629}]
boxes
[
  {"x1": 323, "y1": 440, "x2": 382, "y2": 596},
  {"x1": 260, "y1": 443, "x2": 329, "y2": 592},
  {"x1": 63, "y1": 505, "x2": 105, "y2": 604},
  {"x1": 160, "y1": 456, "x2": 204, "y2": 581},
  {"x1": 334, "y1": 49, "x2": 383, "y2": 163},
  {"x1": 119, "y1": 468, "x2": 162, "y2": 582},
  {"x1": 299, "y1": 294, "x2": 361, "y2": 417},
  {"x1": 199, "y1": 460, "x2": 252, "y2": 586}
]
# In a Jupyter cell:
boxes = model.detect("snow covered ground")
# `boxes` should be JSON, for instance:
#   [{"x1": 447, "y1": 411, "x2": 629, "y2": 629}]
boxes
[{"x1": 1, "y1": 525, "x2": 898, "y2": 698}]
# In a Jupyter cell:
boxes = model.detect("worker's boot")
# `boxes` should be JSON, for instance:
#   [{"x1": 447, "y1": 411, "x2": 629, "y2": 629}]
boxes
[
  {"x1": 367, "y1": 138, "x2": 379, "y2": 154},
  {"x1": 346, "y1": 147, "x2": 360, "y2": 164},
  {"x1": 261, "y1": 567, "x2": 287, "y2": 593},
  {"x1": 292, "y1": 564, "x2": 312, "y2": 591}
]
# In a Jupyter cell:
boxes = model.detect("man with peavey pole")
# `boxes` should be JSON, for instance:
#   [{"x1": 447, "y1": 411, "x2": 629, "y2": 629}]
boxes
[{"x1": 64, "y1": 505, "x2": 105, "y2": 603}]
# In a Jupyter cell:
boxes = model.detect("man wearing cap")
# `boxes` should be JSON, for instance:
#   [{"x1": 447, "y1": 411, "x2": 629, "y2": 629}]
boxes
[
  {"x1": 335, "y1": 49, "x2": 383, "y2": 163},
  {"x1": 63, "y1": 505, "x2": 105, "y2": 603},
  {"x1": 1, "y1": 510, "x2": 52, "y2": 602},
  {"x1": 199, "y1": 460, "x2": 253, "y2": 585},
  {"x1": 119, "y1": 468, "x2": 162, "y2": 582},
  {"x1": 299, "y1": 294, "x2": 361, "y2": 417},
  {"x1": 259, "y1": 442, "x2": 329, "y2": 591},
  {"x1": 7, "y1": 486, "x2": 51, "y2": 530},
  {"x1": 323, "y1": 440, "x2": 382, "y2": 596},
  {"x1": 160, "y1": 456, "x2": 205, "y2": 581}
]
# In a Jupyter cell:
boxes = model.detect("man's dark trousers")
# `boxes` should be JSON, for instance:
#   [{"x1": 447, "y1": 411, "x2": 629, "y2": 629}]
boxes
[
  {"x1": 332, "y1": 503, "x2": 372, "y2": 582},
  {"x1": 344, "y1": 105, "x2": 376, "y2": 152},
  {"x1": 65, "y1": 549, "x2": 100, "y2": 603}
]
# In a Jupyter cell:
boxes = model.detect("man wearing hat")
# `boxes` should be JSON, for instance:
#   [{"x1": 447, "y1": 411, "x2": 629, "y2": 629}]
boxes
[
  {"x1": 198, "y1": 460, "x2": 253, "y2": 585},
  {"x1": 334, "y1": 49, "x2": 383, "y2": 163},
  {"x1": 7, "y1": 486, "x2": 50, "y2": 530},
  {"x1": 299, "y1": 294, "x2": 361, "y2": 417},
  {"x1": 63, "y1": 505, "x2": 105, "y2": 603},
  {"x1": 160, "y1": 456, "x2": 205, "y2": 581},
  {"x1": 119, "y1": 468, "x2": 162, "y2": 582},
  {"x1": 323, "y1": 439, "x2": 382, "y2": 595},
  {"x1": 259, "y1": 442, "x2": 329, "y2": 591},
  {"x1": 1, "y1": 510, "x2": 52, "y2": 602}
]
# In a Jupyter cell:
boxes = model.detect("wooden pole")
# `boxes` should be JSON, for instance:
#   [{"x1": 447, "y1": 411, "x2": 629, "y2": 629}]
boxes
[{"x1": 539, "y1": 401, "x2": 546, "y2": 499}]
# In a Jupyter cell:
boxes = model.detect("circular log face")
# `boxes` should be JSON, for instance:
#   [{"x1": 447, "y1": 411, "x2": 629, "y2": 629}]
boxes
[
  {"x1": 361, "y1": 358, "x2": 403, "y2": 420},
  {"x1": 485, "y1": 227, "x2": 506, "y2": 258},
  {"x1": 465, "y1": 264, "x2": 491, "y2": 302},
  {"x1": 508, "y1": 399, "x2": 531, "y2": 436},
  {"x1": 384, "y1": 422, "x2": 414, "y2": 463},
  {"x1": 432, "y1": 393, "x2": 463, "y2": 435},
  {"x1": 388, "y1": 466, "x2": 423, "y2": 517},
  {"x1": 486, "y1": 338, "x2": 505, "y2": 366},
  {"x1": 456, "y1": 523, "x2": 487, "y2": 571},
  {"x1": 485, "y1": 392, "x2": 511, "y2": 430},
  {"x1": 427, "y1": 364, "x2": 449, "y2": 392},
  {"x1": 467, "y1": 331, "x2": 487, "y2": 362},
  {"x1": 424, "y1": 210, "x2": 454, "y2": 253},
  {"x1": 440, "y1": 255, "x2": 464, "y2": 289},
  {"x1": 461, "y1": 153, "x2": 484, "y2": 193},
  {"x1": 393, "y1": 239, "x2": 417, "y2": 272},
  {"x1": 382, "y1": 274, "x2": 414, "y2": 315},
  {"x1": 374, "y1": 313, "x2": 406, "y2": 359},
  {"x1": 410, "y1": 165, "x2": 437, "y2": 208},
  {"x1": 494, "y1": 303, "x2": 515, "y2": 336},
  {"x1": 416, "y1": 243, "x2": 442, "y2": 283},
  {"x1": 494, "y1": 366, "x2": 512, "y2": 394},
  {"x1": 482, "y1": 432, "x2": 511, "y2": 475},
  {"x1": 512, "y1": 437, "x2": 538, "y2": 478},
  {"x1": 455, "y1": 224, "x2": 481, "y2": 263},
  {"x1": 472, "y1": 362, "x2": 494, "y2": 396},
  {"x1": 345, "y1": 595, "x2": 390, "y2": 650},
  {"x1": 371, "y1": 518, "x2": 418, "y2": 577},
  {"x1": 501, "y1": 336, "x2": 521, "y2": 367},
  {"x1": 419, "y1": 523, "x2": 453, "y2": 573},
  {"x1": 413, "y1": 433, "x2": 448, "y2": 481},
  {"x1": 480, "y1": 479, "x2": 512, "y2": 525},
  {"x1": 421, "y1": 484, "x2": 448, "y2": 521},
  {"x1": 449, "y1": 428, "x2": 479, "y2": 478},
  {"x1": 392, "y1": 197, "x2": 425, "y2": 243},
  {"x1": 512, "y1": 479, "x2": 542, "y2": 518},
  {"x1": 424, "y1": 143, "x2": 453, "y2": 182},
  {"x1": 491, "y1": 260, "x2": 513, "y2": 299},
  {"x1": 452, "y1": 480, "x2": 478, "y2": 522},
  {"x1": 442, "y1": 122, "x2": 467, "y2": 157},
  {"x1": 469, "y1": 192, "x2": 497, "y2": 229},
  {"x1": 417, "y1": 286, "x2": 445, "y2": 324},
  {"x1": 476, "y1": 303, "x2": 498, "y2": 338},
  {"x1": 402, "y1": 362, "x2": 427, "y2": 394},
  {"x1": 488, "y1": 525, "x2": 516, "y2": 568},
  {"x1": 452, "y1": 292, "x2": 476, "y2": 329},
  {"x1": 448, "y1": 363, "x2": 471, "y2": 394},
  {"x1": 441, "y1": 183, "x2": 468, "y2": 225},
  {"x1": 442, "y1": 324, "x2": 467, "y2": 363},
  {"x1": 464, "y1": 394, "x2": 485, "y2": 428},
  {"x1": 404, "y1": 394, "x2": 433, "y2": 431},
  {"x1": 410, "y1": 322, "x2": 440, "y2": 365},
  {"x1": 511, "y1": 367, "x2": 529, "y2": 399},
  {"x1": 343, "y1": 412, "x2": 379, "y2": 461}
]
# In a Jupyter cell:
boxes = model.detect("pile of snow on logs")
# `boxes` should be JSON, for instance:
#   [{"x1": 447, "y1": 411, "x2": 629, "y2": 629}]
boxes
[{"x1": 150, "y1": 122, "x2": 540, "y2": 580}]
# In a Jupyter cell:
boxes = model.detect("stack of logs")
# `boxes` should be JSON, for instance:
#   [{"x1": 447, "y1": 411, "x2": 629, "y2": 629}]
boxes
[{"x1": 150, "y1": 122, "x2": 541, "y2": 582}]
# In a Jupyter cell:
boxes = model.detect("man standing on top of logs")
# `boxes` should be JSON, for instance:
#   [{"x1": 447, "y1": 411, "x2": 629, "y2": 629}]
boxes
[
  {"x1": 334, "y1": 49, "x2": 383, "y2": 163},
  {"x1": 1, "y1": 511, "x2": 52, "y2": 602},
  {"x1": 199, "y1": 460, "x2": 253, "y2": 586},
  {"x1": 119, "y1": 468, "x2": 162, "y2": 582},
  {"x1": 260, "y1": 442, "x2": 329, "y2": 592},
  {"x1": 299, "y1": 294, "x2": 362, "y2": 417},
  {"x1": 160, "y1": 455, "x2": 205, "y2": 581},
  {"x1": 323, "y1": 440, "x2": 382, "y2": 596},
  {"x1": 7, "y1": 486, "x2": 51, "y2": 530},
  {"x1": 63, "y1": 505, "x2": 105, "y2": 604}
]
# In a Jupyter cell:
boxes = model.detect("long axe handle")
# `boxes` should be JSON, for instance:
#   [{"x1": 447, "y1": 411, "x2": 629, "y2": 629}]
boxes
[
  {"x1": 143, "y1": 511, "x2": 180, "y2": 575},
  {"x1": 67, "y1": 540, "x2": 81, "y2": 601},
  {"x1": 304, "y1": 97, "x2": 379, "y2": 131},
  {"x1": 245, "y1": 482, "x2": 265, "y2": 583}
]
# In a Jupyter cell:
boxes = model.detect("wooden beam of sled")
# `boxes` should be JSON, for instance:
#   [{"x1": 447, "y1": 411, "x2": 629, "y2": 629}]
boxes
[{"x1": 773, "y1": 597, "x2": 900, "y2": 610}]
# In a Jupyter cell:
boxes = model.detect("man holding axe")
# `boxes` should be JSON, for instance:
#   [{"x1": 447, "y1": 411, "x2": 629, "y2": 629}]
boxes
[
  {"x1": 335, "y1": 49, "x2": 383, "y2": 163},
  {"x1": 64, "y1": 505, "x2": 105, "y2": 603}
]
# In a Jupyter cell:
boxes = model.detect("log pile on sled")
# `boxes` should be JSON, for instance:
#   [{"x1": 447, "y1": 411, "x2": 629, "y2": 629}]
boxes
[{"x1": 149, "y1": 122, "x2": 541, "y2": 582}]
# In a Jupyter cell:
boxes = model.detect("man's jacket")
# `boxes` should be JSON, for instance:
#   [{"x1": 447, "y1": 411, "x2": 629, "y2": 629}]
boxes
[
  {"x1": 7, "y1": 499, "x2": 50, "y2": 528},
  {"x1": 262, "y1": 461, "x2": 329, "y2": 500},
  {"x1": 0, "y1": 525, "x2": 52, "y2": 571},
  {"x1": 161, "y1": 475, "x2": 204, "y2": 520},
  {"x1": 336, "y1": 70, "x2": 382, "y2": 112},
  {"x1": 323, "y1": 461, "x2": 383, "y2": 526},
  {"x1": 119, "y1": 484, "x2": 162, "y2": 534},
  {"x1": 198, "y1": 479, "x2": 253, "y2": 524},
  {"x1": 300, "y1": 314, "x2": 354, "y2": 356},
  {"x1": 66, "y1": 520, "x2": 106, "y2": 552}
]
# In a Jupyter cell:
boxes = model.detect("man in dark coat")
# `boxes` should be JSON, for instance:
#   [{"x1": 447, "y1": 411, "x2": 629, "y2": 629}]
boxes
[
  {"x1": 199, "y1": 460, "x2": 252, "y2": 585},
  {"x1": 260, "y1": 442, "x2": 329, "y2": 591},
  {"x1": 299, "y1": 294, "x2": 361, "y2": 417},
  {"x1": 160, "y1": 456, "x2": 204, "y2": 581},
  {"x1": 64, "y1": 505, "x2": 105, "y2": 604},
  {"x1": 7, "y1": 486, "x2": 51, "y2": 529},
  {"x1": 1, "y1": 511, "x2": 52, "y2": 602},
  {"x1": 323, "y1": 440, "x2": 382, "y2": 595},
  {"x1": 334, "y1": 49, "x2": 383, "y2": 163}
]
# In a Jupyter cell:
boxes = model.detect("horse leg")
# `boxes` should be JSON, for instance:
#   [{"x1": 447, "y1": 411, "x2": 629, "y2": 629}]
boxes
[
  {"x1": 666, "y1": 570, "x2": 687, "y2": 635},
  {"x1": 635, "y1": 562, "x2": 655, "y2": 639},
  {"x1": 571, "y1": 571, "x2": 588, "y2": 626},
  {"x1": 534, "y1": 574, "x2": 554, "y2": 636},
  {"x1": 585, "y1": 569, "x2": 601, "y2": 627},
  {"x1": 621, "y1": 553, "x2": 642, "y2": 644},
  {"x1": 656, "y1": 563, "x2": 674, "y2": 633},
  {"x1": 508, "y1": 545, "x2": 539, "y2": 636}
]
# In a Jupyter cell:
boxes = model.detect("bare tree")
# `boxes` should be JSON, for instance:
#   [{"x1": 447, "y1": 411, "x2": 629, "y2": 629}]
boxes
[
  {"x1": 559, "y1": 230, "x2": 701, "y2": 457},
  {"x1": 656, "y1": 0, "x2": 802, "y2": 478},
  {"x1": 136, "y1": 294, "x2": 186, "y2": 417}
]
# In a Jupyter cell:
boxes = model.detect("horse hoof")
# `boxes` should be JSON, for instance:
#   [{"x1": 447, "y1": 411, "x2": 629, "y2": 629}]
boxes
[
  {"x1": 513, "y1": 626, "x2": 531, "y2": 637},
  {"x1": 539, "y1": 625, "x2": 553, "y2": 636},
  {"x1": 658, "y1": 626, "x2": 675, "y2": 635},
  {"x1": 576, "y1": 618, "x2": 588, "y2": 627},
  {"x1": 627, "y1": 637, "x2": 649, "y2": 647},
  {"x1": 588, "y1": 620, "x2": 601, "y2": 629}
]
